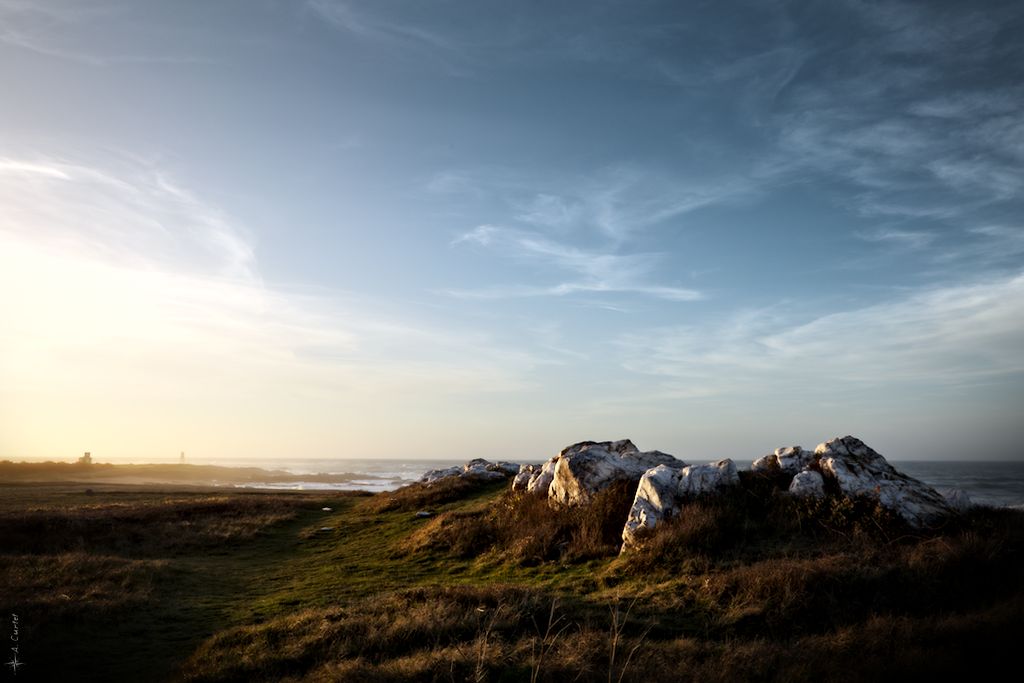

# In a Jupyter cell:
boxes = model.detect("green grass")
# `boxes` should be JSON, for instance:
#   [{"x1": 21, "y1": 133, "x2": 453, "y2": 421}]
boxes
[{"x1": 2, "y1": 477, "x2": 1023, "y2": 681}]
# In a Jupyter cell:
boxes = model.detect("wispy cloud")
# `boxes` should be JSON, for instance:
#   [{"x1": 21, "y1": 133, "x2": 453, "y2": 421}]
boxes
[
  {"x1": 428, "y1": 163, "x2": 762, "y2": 243},
  {"x1": 616, "y1": 272, "x2": 1024, "y2": 397},
  {"x1": 0, "y1": 152, "x2": 552, "y2": 423},
  {"x1": 306, "y1": 0, "x2": 473, "y2": 75},
  {"x1": 307, "y1": 0, "x2": 458, "y2": 52},
  {"x1": 0, "y1": 155, "x2": 258, "y2": 280},
  {"x1": 855, "y1": 228, "x2": 937, "y2": 250},
  {"x1": 0, "y1": 0, "x2": 210, "y2": 65},
  {"x1": 775, "y1": 2, "x2": 1024, "y2": 230},
  {"x1": 448, "y1": 225, "x2": 701, "y2": 302}
]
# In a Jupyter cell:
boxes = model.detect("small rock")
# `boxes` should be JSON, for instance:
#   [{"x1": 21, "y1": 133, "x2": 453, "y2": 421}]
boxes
[{"x1": 752, "y1": 446, "x2": 814, "y2": 475}]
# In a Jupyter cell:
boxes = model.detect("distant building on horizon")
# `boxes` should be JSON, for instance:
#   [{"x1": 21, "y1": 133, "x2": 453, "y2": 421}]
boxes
[
  {"x1": 78, "y1": 451, "x2": 91, "y2": 465},
  {"x1": 180, "y1": 451, "x2": 185, "y2": 464}
]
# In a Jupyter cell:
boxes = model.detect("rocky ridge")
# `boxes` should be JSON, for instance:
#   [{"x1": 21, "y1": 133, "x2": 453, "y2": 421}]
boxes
[{"x1": 416, "y1": 435, "x2": 972, "y2": 551}]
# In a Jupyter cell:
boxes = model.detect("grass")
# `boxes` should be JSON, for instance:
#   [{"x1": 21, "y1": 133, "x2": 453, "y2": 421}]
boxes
[{"x1": 1, "y1": 473, "x2": 1022, "y2": 681}]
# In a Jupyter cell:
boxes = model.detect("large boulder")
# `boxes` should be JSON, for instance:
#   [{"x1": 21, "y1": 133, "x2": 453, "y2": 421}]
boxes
[
  {"x1": 814, "y1": 436, "x2": 951, "y2": 527},
  {"x1": 621, "y1": 465, "x2": 683, "y2": 549},
  {"x1": 752, "y1": 446, "x2": 814, "y2": 475},
  {"x1": 788, "y1": 470, "x2": 825, "y2": 497},
  {"x1": 678, "y1": 459, "x2": 739, "y2": 496},
  {"x1": 621, "y1": 459, "x2": 738, "y2": 549},
  {"x1": 548, "y1": 440, "x2": 684, "y2": 506}
]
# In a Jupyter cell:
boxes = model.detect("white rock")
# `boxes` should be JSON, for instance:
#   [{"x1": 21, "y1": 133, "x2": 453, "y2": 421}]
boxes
[
  {"x1": 418, "y1": 458, "x2": 520, "y2": 484},
  {"x1": 814, "y1": 436, "x2": 951, "y2": 527},
  {"x1": 511, "y1": 464, "x2": 536, "y2": 492},
  {"x1": 526, "y1": 457, "x2": 558, "y2": 496},
  {"x1": 940, "y1": 487, "x2": 973, "y2": 513},
  {"x1": 752, "y1": 446, "x2": 814, "y2": 475},
  {"x1": 621, "y1": 459, "x2": 739, "y2": 550},
  {"x1": 548, "y1": 440, "x2": 684, "y2": 506},
  {"x1": 788, "y1": 470, "x2": 825, "y2": 497},
  {"x1": 677, "y1": 459, "x2": 739, "y2": 497},
  {"x1": 419, "y1": 466, "x2": 462, "y2": 484},
  {"x1": 462, "y1": 459, "x2": 507, "y2": 480},
  {"x1": 491, "y1": 461, "x2": 522, "y2": 476},
  {"x1": 621, "y1": 465, "x2": 683, "y2": 549}
]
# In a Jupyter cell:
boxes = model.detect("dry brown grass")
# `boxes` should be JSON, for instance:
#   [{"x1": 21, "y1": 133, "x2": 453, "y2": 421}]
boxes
[
  {"x1": 0, "y1": 552, "x2": 168, "y2": 619},
  {"x1": 399, "y1": 480, "x2": 638, "y2": 565},
  {"x1": 181, "y1": 585, "x2": 655, "y2": 683},
  {"x1": 180, "y1": 574, "x2": 1024, "y2": 682},
  {"x1": 362, "y1": 476, "x2": 507, "y2": 513},
  {"x1": 0, "y1": 494, "x2": 328, "y2": 556}
]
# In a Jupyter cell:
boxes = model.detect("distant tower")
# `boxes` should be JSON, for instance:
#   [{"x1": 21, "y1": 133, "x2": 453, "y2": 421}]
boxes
[
  {"x1": 180, "y1": 451, "x2": 186, "y2": 464},
  {"x1": 78, "y1": 452, "x2": 92, "y2": 465}
]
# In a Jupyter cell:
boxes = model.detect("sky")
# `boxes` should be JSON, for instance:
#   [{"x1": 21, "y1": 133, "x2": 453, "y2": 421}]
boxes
[{"x1": 1, "y1": 0, "x2": 1023, "y2": 462}]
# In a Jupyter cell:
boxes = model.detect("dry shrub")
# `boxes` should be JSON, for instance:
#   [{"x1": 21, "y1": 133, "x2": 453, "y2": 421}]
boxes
[{"x1": 400, "y1": 510, "x2": 494, "y2": 557}]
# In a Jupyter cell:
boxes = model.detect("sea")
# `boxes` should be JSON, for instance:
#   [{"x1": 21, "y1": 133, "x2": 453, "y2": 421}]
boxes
[{"x1": 142, "y1": 456, "x2": 1024, "y2": 508}]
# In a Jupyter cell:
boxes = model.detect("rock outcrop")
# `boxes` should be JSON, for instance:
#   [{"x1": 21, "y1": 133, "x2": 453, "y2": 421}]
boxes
[
  {"x1": 419, "y1": 458, "x2": 520, "y2": 484},
  {"x1": 621, "y1": 459, "x2": 738, "y2": 549},
  {"x1": 752, "y1": 446, "x2": 815, "y2": 475},
  {"x1": 813, "y1": 436, "x2": 951, "y2": 527},
  {"x1": 749, "y1": 435, "x2": 954, "y2": 528},
  {"x1": 511, "y1": 457, "x2": 558, "y2": 495},
  {"x1": 940, "y1": 487, "x2": 973, "y2": 513},
  {"x1": 548, "y1": 440, "x2": 684, "y2": 506}
]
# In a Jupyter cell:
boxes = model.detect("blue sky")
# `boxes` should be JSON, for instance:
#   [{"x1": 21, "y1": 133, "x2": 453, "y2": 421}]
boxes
[{"x1": 1, "y1": 0, "x2": 1022, "y2": 461}]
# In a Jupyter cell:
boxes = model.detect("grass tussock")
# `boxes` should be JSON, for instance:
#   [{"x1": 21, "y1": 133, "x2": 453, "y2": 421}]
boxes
[
  {"x1": 401, "y1": 479, "x2": 638, "y2": 564},
  {"x1": 0, "y1": 552, "x2": 168, "y2": 618},
  {"x1": 182, "y1": 585, "x2": 647, "y2": 683},
  {"x1": 180, "y1": 582, "x2": 1024, "y2": 683},
  {"x1": 363, "y1": 476, "x2": 508, "y2": 513}
]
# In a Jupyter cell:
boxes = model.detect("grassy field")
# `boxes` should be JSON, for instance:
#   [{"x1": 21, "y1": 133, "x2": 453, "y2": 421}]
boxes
[{"x1": 1, "y1": 472, "x2": 1022, "y2": 682}]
